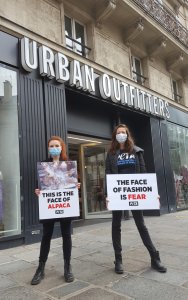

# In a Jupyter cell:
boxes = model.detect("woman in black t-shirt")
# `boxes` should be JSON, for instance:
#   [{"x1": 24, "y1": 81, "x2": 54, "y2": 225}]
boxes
[{"x1": 105, "y1": 124, "x2": 167, "y2": 274}]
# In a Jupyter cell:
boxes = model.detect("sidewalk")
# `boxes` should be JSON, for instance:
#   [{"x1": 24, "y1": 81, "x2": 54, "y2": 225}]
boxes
[{"x1": 0, "y1": 210, "x2": 188, "y2": 300}]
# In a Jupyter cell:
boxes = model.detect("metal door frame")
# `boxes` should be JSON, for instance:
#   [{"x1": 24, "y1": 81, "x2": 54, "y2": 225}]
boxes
[{"x1": 79, "y1": 142, "x2": 111, "y2": 219}]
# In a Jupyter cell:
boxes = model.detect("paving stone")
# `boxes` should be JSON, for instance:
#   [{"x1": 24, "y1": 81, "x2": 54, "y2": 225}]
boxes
[
  {"x1": 48, "y1": 280, "x2": 89, "y2": 298},
  {"x1": 1, "y1": 211, "x2": 188, "y2": 299},
  {"x1": 140, "y1": 266, "x2": 188, "y2": 286},
  {"x1": 183, "y1": 281, "x2": 188, "y2": 288},
  {"x1": 0, "y1": 260, "x2": 32, "y2": 275},
  {"x1": 72, "y1": 239, "x2": 109, "y2": 251},
  {"x1": 44, "y1": 254, "x2": 65, "y2": 269},
  {"x1": 70, "y1": 260, "x2": 109, "y2": 282},
  {"x1": 123, "y1": 258, "x2": 149, "y2": 273},
  {"x1": 74, "y1": 250, "x2": 113, "y2": 267},
  {"x1": 0, "y1": 255, "x2": 17, "y2": 264},
  {"x1": 10, "y1": 267, "x2": 65, "y2": 291},
  {"x1": 0, "y1": 286, "x2": 51, "y2": 300},
  {"x1": 125, "y1": 248, "x2": 149, "y2": 263},
  {"x1": 49, "y1": 245, "x2": 63, "y2": 255},
  {"x1": 157, "y1": 252, "x2": 188, "y2": 271},
  {"x1": 110, "y1": 275, "x2": 188, "y2": 300},
  {"x1": 0, "y1": 246, "x2": 26, "y2": 256},
  {"x1": 0, "y1": 275, "x2": 17, "y2": 290},
  {"x1": 50, "y1": 245, "x2": 96, "y2": 259},
  {"x1": 84, "y1": 269, "x2": 128, "y2": 286},
  {"x1": 68, "y1": 287, "x2": 132, "y2": 300},
  {"x1": 13, "y1": 249, "x2": 44, "y2": 262},
  {"x1": 71, "y1": 246, "x2": 99, "y2": 259},
  {"x1": 158, "y1": 244, "x2": 188, "y2": 257}
]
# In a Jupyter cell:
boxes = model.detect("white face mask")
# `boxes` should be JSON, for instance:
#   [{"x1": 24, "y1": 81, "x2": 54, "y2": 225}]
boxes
[{"x1": 116, "y1": 133, "x2": 127, "y2": 144}]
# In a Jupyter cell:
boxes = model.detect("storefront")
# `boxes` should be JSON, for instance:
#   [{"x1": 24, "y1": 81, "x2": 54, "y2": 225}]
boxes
[
  {"x1": 0, "y1": 30, "x2": 187, "y2": 248},
  {"x1": 167, "y1": 107, "x2": 188, "y2": 211}
]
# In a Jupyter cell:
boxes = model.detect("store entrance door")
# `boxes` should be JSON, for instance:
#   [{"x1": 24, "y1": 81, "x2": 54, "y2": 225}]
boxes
[
  {"x1": 68, "y1": 134, "x2": 111, "y2": 219},
  {"x1": 80, "y1": 143, "x2": 111, "y2": 219}
]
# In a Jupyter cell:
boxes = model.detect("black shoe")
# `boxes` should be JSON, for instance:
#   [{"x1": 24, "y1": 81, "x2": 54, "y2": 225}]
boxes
[
  {"x1": 151, "y1": 251, "x2": 167, "y2": 273},
  {"x1": 114, "y1": 260, "x2": 124, "y2": 274},
  {"x1": 64, "y1": 260, "x2": 74, "y2": 282},
  {"x1": 31, "y1": 262, "x2": 45, "y2": 285}
]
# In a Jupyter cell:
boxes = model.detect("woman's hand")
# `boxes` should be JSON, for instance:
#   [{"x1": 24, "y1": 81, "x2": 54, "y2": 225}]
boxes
[
  {"x1": 105, "y1": 197, "x2": 109, "y2": 209},
  {"x1": 77, "y1": 182, "x2": 81, "y2": 189},
  {"x1": 158, "y1": 195, "x2": 161, "y2": 209},
  {"x1": 35, "y1": 189, "x2": 41, "y2": 197}
]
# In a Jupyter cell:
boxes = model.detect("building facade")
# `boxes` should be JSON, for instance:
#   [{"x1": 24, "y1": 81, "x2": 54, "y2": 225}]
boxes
[{"x1": 1, "y1": 0, "x2": 188, "y2": 248}]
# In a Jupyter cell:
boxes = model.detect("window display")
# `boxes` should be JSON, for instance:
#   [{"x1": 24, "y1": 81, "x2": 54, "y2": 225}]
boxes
[
  {"x1": 0, "y1": 65, "x2": 21, "y2": 237},
  {"x1": 167, "y1": 123, "x2": 188, "y2": 209}
]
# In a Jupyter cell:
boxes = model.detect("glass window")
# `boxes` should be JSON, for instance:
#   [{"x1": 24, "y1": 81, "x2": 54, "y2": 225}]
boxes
[
  {"x1": 64, "y1": 15, "x2": 86, "y2": 56},
  {"x1": 65, "y1": 16, "x2": 73, "y2": 51},
  {"x1": 83, "y1": 146, "x2": 107, "y2": 214},
  {"x1": 172, "y1": 80, "x2": 182, "y2": 103},
  {"x1": 167, "y1": 123, "x2": 188, "y2": 210},
  {"x1": 68, "y1": 134, "x2": 111, "y2": 218},
  {"x1": 0, "y1": 65, "x2": 21, "y2": 238},
  {"x1": 75, "y1": 21, "x2": 85, "y2": 55},
  {"x1": 132, "y1": 56, "x2": 145, "y2": 85}
]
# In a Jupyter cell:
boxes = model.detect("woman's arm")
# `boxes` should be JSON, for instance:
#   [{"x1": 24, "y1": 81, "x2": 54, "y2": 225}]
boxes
[
  {"x1": 105, "y1": 152, "x2": 112, "y2": 175},
  {"x1": 105, "y1": 152, "x2": 112, "y2": 200},
  {"x1": 138, "y1": 152, "x2": 147, "y2": 173}
]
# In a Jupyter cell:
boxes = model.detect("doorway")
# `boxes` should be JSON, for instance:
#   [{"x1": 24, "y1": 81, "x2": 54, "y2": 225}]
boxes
[{"x1": 68, "y1": 134, "x2": 111, "y2": 219}]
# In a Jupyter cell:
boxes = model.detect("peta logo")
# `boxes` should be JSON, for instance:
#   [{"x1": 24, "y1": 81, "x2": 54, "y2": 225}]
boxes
[
  {"x1": 55, "y1": 210, "x2": 64, "y2": 214},
  {"x1": 129, "y1": 201, "x2": 138, "y2": 206}
]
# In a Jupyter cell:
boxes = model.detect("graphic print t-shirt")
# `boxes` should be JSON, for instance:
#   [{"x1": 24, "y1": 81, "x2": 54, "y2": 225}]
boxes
[{"x1": 117, "y1": 150, "x2": 136, "y2": 174}]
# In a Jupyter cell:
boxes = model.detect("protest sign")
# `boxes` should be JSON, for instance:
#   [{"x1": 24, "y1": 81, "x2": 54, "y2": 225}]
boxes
[
  {"x1": 37, "y1": 161, "x2": 79, "y2": 219},
  {"x1": 107, "y1": 173, "x2": 159, "y2": 210}
]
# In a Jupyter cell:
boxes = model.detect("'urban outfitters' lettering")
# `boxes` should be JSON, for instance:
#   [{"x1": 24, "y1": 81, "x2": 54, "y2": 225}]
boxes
[{"x1": 21, "y1": 37, "x2": 170, "y2": 119}]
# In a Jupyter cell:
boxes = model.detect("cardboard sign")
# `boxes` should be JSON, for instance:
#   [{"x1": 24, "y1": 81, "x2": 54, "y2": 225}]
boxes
[
  {"x1": 107, "y1": 173, "x2": 159, "y2": 210},
  {"x1": 38, "y1": 188, "x2": 79, "y2": 219},
  {"x1": 37, "y1": 161, "x2": 80, "y2": 219}
]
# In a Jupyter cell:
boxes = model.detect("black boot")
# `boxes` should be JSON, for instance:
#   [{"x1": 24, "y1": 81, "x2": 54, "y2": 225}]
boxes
[
  {"x1": 64, "y1": 260, "x2": 74, "y2": 282},
  {"x1": 114, "y1": 254, "x2": 124, "y2": 274},
  {"x1": 151, "y1": 251, "x2": 167, "y2": 273},
  {"x1": 31, "y1": 261, "x2": 45, "y2": 285}
]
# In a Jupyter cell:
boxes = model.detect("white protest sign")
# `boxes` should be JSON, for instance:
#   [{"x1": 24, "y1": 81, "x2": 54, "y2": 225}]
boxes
[
  {"x1": 38, "y1": 188, "x2": 79, "y2": 219},
  {"x1": 107, "y1": 173, "x2": 159, "y2": 210},
  {"x1": 37, "y1": 161, "x2": 80, "y2": 219}
]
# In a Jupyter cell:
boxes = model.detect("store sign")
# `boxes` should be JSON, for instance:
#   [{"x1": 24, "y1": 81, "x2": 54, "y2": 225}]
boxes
[{"x1": 21, "y1": 37, "x2": 170, "y2": 119}]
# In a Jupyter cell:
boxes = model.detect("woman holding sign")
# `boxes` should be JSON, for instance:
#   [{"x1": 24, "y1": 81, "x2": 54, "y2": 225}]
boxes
[
  {"x1": 105, "y1": 124, "x2": 167, "y2": 274},
  {"x1": 31, "y1": 136, "x2": 79, "y2": 285}
]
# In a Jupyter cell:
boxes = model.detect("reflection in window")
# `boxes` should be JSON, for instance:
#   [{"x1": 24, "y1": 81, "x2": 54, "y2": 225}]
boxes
[
  {"x1": 172, "y1": 79, "x2": 182, "y2": 103},
  {"x1": 132, "y1": 56, "x2": 146, "y2": 85},
  {"x1": 0, "y1": 65, "x2": 21, "y2": 238},
  {"x1": 167, "y1": 123, "x2": 188, "y2": 209},
  {"x1": 83, "y1": 145, "x2": 110, "y2": 215},
  {"x1": 65, "y1": 16, "x2": 73, "y2": 51},
  {"x1": 64, "y1": 15, "x2": 86, "y2": 56}
]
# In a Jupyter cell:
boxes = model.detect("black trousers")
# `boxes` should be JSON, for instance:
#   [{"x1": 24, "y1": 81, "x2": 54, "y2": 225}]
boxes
[
  {"x1": 39, "y1": 219, "x2": 72, "y2": 263},
  {"x1": 112, "y1": 210, "x2": 156, "y2": 259}
]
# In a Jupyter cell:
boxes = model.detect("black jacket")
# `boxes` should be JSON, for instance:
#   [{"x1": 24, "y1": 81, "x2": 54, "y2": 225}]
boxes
[{"x1": 105, "y1": 146, "x2": 146, "y2": 196}]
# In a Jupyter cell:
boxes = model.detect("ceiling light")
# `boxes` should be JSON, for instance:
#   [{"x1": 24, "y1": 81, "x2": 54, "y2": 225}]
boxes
[{"x1": 68, "y1": 136, "x2": 102, "y2": 144}]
